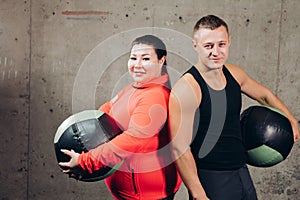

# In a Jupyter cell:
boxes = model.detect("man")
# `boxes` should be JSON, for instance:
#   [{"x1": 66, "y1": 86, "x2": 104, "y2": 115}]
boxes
[{"x1": 168, "y1": 15, "x2": 299, "y2": 200}]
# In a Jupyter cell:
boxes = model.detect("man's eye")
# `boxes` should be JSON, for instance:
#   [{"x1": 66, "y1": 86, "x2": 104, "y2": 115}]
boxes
[{"x1": 205, "y1": 45, "x2": 213, "y2": 49}]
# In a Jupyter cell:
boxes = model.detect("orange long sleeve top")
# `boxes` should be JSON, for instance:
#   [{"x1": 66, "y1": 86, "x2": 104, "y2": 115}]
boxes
[{"x1": 78, "y1": 75, "x2": 181, "y2": 199}]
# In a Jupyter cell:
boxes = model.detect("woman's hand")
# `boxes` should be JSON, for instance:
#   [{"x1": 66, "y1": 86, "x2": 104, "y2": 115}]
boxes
[
  {"x1": 59, "y1": 149, "x2": 79, "y2": 168},
  {"x1": 59, "y1": 149, "x2": 83, "y2": 180}
]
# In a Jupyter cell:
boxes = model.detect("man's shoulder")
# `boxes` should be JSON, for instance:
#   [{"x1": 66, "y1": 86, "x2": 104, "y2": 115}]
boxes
[
  {"x1": 224, "y1": 63, "x2": 248, "y2": 86},
  {"x1": 173, "y1": 73, "x2": 197, "y2": 91},
  {"x1": 225, "y1": 63, "x2": 243, "y2": 73},
  {"x1": 171, "y1": 72, "x2": 201, "y2": 104}
]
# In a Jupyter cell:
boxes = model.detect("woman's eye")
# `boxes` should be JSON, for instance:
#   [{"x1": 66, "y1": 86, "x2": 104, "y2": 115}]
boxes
[
  {"x1": 130, "y1": 57, "x2": 137, "y2": 60},
  {"x1": 143, "y1": 57, "x2": 150, "y2": 61}
]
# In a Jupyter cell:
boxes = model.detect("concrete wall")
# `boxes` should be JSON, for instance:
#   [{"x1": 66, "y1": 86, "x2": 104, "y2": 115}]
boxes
[{"x1": 0, "y1": 0, "x2": 299, "y2": 199}]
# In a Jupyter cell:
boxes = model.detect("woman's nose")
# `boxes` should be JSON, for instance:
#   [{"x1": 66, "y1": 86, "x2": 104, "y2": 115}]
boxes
[{"x1": 135, "y1": 58, "x2": 143, "y2": 67}]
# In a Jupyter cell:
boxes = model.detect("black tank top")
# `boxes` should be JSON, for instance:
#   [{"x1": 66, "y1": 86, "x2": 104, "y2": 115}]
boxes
[{"x1": 186, "y1": 66, "x2": 246, "y2": 170}]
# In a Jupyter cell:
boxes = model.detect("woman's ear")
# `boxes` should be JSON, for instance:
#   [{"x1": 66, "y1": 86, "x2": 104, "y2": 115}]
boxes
[{"x1": 159, "y1": 55, "x2": 167, "y2": 65}]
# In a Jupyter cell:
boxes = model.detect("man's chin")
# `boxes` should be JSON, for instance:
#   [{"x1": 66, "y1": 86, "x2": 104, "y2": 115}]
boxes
[{"x1": 208, "y1": 64, "x2": 224, "y2": 70}]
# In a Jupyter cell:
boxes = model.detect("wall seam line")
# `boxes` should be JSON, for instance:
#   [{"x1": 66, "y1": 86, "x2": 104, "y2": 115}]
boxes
[
  {"x1": 27, "y1": 0, "x2": 33, "y2": 199},
  {"x1": 275, "y1": 0, "x2": 284, "y2": 95}
]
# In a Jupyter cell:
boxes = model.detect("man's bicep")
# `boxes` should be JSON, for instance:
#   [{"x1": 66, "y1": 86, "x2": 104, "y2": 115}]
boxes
[
  {"x1": 241, "y1": 74, "x2": 272, "y2": 104},
  {"x1": 168, "y1": 79, "x2": 200, "y2": 156},
  {"x1": 227, "y1": 64, "x2": 270, "y2": 102}
]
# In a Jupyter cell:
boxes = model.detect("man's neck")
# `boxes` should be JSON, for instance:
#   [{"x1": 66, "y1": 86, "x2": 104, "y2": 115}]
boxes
[{"x1": 194, "y1": 63, "x2": 226, "y2": 90}]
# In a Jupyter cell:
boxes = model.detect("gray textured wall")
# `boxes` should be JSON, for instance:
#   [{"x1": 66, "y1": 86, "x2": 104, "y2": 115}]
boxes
[{"x1": 0, "y1": 0, "x2": 299, "y2": 199}]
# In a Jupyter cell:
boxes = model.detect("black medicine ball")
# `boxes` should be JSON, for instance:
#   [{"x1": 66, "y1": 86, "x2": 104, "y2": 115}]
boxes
[
  {"x1": 54, "y1": 110, "x2": 123, "y2": 181},
  {"x1": 240, "y1": 106, "x2": 294, "y2": 167}
]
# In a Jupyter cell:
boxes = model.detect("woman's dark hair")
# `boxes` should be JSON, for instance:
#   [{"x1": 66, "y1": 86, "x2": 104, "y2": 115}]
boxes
[{"x1": 131, "y1": 35, "x2": 171, "y2": 89}]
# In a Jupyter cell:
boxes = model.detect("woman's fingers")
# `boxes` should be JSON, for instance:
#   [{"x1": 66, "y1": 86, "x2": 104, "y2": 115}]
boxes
[
  {"x1": 60, "y1": 149, "x2": 73, "y2": 156},
  {"x1": 59, "y1": 160, "x2": 70, "y2": 168},
  {"x1": 58, "y1": 149, "x2": 75, "y2": 168},
  {"x1": 62, "y1": 168, "x2": 71, "y2": 173}
]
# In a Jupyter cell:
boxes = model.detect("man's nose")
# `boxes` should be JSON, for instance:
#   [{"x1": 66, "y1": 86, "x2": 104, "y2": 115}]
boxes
[{"x1": 211, "y1": 46, "x2": 220, "y2": 56}]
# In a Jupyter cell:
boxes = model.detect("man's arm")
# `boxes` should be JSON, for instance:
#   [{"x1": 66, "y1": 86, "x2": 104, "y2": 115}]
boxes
[
  {"x1": 227, "y1": 64, "x2": 300, "y2": 142},
  {"x1": 169, "y1": 74, "x2": 209, "y2": 200}
]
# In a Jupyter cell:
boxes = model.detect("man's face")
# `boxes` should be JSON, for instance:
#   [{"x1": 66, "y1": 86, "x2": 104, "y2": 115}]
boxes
[{"x1": 193, "y1": 25, "x2": 230, "y2": 70}]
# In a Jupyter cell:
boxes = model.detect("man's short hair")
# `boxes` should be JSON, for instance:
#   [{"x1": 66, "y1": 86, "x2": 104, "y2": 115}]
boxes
[{"x1": 193, "y1": 15, "x2": 229, "y2": 35}]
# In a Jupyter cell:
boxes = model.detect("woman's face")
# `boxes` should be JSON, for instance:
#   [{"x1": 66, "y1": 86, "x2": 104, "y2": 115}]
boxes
[{"x1": 128, "y1": 43, "x2": 165, "y2": 83}]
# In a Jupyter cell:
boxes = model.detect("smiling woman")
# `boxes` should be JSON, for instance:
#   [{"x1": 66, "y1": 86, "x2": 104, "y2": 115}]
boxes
[{"x1": 58, "y1": 34, "x2": 181, "y2": 200}]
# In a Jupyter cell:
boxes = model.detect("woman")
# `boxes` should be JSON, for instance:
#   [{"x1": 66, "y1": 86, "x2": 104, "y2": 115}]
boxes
[{"x1": 60, "y1": 35, "x2": 182, "y2": 200}]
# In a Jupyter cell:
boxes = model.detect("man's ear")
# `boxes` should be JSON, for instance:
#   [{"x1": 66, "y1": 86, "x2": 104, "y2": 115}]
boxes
[{"x1": 192, "y1": 39, "x2": 197, "y2": 49}]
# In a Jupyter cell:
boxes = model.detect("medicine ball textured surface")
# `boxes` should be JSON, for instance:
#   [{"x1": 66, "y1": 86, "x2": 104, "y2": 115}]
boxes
[
  {"x1": 240, "y1": 106, "x2": 294, "y2": 167},
  {"x1": 54, "y1": 110, "x2": 123, "y2": 181}
]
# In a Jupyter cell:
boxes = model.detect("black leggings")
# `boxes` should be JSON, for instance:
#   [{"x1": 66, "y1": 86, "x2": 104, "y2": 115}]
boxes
[{"x1": 190, "y1": 165, "x2": 257, "y2": 200}]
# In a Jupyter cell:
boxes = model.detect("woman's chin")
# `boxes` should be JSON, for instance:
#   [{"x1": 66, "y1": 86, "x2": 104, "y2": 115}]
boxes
[{"x1": 132, "y1": 75, "x2": 147, "y2": 83}]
